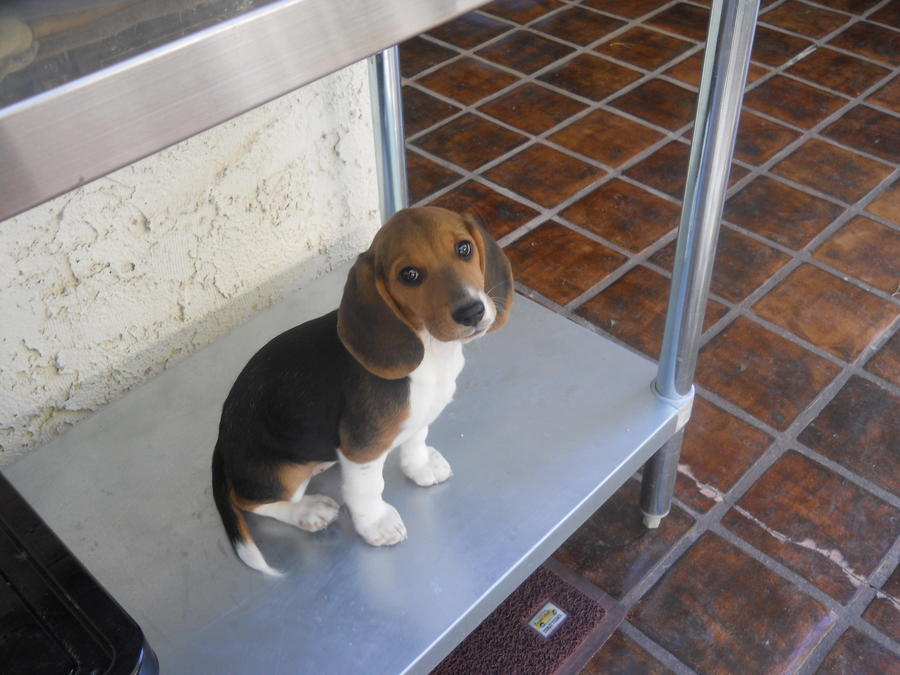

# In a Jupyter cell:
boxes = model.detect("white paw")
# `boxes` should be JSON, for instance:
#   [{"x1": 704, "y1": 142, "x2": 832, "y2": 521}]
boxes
[
  {"x1": 353, "y1": 503, "x2": 408, "y2": 547},
  {"x1": 295, "y1": 495, "x2": 340, "y2": 532},
  {"x1": 403, "y1": 447, "x2": 453, "y2": 487}
]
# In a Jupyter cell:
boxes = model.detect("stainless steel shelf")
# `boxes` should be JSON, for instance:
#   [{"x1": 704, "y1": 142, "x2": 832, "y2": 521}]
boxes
[
  {"x1": 0, "y1": 0, "x2": 486, "y2": 222},
  {"x1": 6, "y1": 264, "x2": 680, "y2": 674}
]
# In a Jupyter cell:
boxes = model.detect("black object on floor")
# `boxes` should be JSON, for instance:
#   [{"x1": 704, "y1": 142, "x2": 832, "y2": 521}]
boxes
[{"x1": 0, "y1": 471, "x2": 157, "y2": 674}]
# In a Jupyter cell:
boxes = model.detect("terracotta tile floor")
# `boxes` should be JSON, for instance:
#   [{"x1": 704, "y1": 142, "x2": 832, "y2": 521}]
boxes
[{"x1": 401, "y1": 0, "x2": 899, "y2": 671}]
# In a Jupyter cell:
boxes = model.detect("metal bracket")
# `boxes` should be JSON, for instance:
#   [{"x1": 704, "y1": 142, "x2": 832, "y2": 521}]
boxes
[{"x1": 653, "y1": 382, "x2": 695, "y2": 432}]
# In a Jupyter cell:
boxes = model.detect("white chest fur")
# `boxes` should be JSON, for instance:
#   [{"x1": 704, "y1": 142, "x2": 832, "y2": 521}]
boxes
[{"x1": 394, "y1": 333, "x2": 464, "y2": 446}]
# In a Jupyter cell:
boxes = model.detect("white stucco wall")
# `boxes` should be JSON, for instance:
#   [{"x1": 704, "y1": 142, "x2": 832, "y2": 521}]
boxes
[{"x1": 0, "y1": 61, "x2": 380, "y2": 464}]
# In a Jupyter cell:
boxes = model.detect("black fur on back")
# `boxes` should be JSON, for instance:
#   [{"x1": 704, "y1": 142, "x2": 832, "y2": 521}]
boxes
[{"x1": 213, "y1": 310, "x2": 409, "y2": 507}]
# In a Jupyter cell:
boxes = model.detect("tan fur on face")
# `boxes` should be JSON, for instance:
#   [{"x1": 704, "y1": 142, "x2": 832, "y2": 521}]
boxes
[
  {"x1": 375, "y1": 208, "x2": 490, "y2": 343},
  {"x1": 338, "y1": 206, "x2": 513, "y2": 379}
]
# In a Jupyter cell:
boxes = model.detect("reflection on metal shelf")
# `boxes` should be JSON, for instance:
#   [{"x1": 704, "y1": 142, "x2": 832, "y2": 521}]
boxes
[{"x1": 0, "y1": 0, "x2": 486, "y2": 222}]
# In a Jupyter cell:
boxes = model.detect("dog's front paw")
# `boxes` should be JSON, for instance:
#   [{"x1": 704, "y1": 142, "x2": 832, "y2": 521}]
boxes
[
  {"x1": 353, "y1": 502, "x2": 408, "y2": 546},
  {"x1": 402, "y1": 446, "x2": 453, "y2": 487},
  {"x1": 296, "y1": 494, "x2": 340, "y2": 532}
]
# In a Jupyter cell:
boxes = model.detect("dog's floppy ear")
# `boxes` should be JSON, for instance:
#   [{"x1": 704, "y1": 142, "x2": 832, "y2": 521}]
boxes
[
  {"x1": 338, "y1": 250, "x2": 424, "y2": 379},
  {"x1": 464, "y1": 214, "x2": 514, "y2": 332}
]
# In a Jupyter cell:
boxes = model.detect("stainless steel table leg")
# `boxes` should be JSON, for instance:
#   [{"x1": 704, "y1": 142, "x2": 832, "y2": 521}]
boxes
[
  {"x1": 641, "y1": 429, "x2": 685, "y2": 528},
  {"x1": 368, "y1": 46, "x2": 409, "y2": 221},
  {"x1": 641, "y1": 0, "x2": 760, "y2": 528}
]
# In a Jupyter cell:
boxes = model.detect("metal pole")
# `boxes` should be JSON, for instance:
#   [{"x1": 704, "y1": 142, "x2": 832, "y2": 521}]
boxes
[
  {"x1": 368, "y1": 46, "x2": 409, "y2": 221},
  {"x1": 641, "y1": 0, "x2": 760, "y2": 528}
]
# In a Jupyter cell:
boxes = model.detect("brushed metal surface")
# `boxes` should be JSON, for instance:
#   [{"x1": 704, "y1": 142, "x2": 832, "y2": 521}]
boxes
[
  {"x1": 7, "y1": 267, "x2": 679, "y2": 674},
  {"x1": 0, "y1": 0, "x2": 485, "y2": 222}
]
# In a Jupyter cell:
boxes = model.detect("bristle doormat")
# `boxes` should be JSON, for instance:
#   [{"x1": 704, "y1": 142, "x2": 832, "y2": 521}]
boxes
[{"x1": 433, "y1": 565, "x2": 606, "y2": 675}]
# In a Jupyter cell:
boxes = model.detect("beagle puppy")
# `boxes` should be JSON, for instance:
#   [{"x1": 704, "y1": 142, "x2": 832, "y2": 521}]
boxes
[{"x1": 211, "y1": 207, "x2": 514, "y2": 575}]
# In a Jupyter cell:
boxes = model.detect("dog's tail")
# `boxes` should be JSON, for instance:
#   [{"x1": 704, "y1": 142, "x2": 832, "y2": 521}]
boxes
[{"x1": 212, "y1": 445, "x2": 283, "y2": 577}]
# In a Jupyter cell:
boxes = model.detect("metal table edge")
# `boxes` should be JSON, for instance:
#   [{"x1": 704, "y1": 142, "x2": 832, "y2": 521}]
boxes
[{"x1": 0, "y1": 0, "x2": 489, "y2": 222}]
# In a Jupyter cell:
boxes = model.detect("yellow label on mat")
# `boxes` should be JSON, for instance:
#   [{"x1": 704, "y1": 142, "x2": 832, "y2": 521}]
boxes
[{"x1": 528, "y1": 601, "x2": 568, "y2": 638}]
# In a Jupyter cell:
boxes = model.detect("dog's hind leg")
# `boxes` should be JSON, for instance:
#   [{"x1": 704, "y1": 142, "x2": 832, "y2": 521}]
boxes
[{"x1": 251, "y1": 462, "x2": 340, "y2": 532}]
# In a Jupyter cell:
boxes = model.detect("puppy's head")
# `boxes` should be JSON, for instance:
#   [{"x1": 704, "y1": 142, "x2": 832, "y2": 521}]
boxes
[{"x1": 338, "y1": 207, "x2": 514, "y2": 379}]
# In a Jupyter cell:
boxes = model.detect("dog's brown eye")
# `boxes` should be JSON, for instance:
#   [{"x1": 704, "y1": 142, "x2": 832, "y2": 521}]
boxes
[
  {"x1": 456, "y1": 240, "x2": 473, "y2": 260},
  {"x1": 399, "y1": 266, "x2": 422, "y2": 286}
]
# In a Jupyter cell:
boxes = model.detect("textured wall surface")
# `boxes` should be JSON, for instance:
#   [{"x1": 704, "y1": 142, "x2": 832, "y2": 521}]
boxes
[{"x1": 0, "y1": 61, "x2": 380, "y2": 464}]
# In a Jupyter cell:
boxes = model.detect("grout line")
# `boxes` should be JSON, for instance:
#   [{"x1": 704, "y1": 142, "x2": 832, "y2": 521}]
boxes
[
  {"x1": 618, "y1": 621, "x2": 698, "y2": 675},
  {"x1": 798, "y1": 534, "x2": 900, "y2": 673}
]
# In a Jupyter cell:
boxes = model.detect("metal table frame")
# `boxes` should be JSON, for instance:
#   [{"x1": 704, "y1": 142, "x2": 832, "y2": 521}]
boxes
[
  {"x1": 2, "y1": 0, "x2": 761, "y2": 670},
  {"x1": 368, "y1": 0, "x2": 762, "y2": 530}
]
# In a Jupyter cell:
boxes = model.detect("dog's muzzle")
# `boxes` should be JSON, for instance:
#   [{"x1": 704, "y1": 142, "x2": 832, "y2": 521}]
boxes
[{"x1": 452, "y1": 300, "x2": 486, "y2": 327}]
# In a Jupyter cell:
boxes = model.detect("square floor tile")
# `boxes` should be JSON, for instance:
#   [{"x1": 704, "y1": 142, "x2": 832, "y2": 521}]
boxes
[
  {"x1": 646, "y1": 3, "x2": 709, "y2": 41},
  {"x1": 426, "y1": 181, "x2": 538, "y2": 240},
  {"x1": 427, "y1": 12, "x2": 512, "y2": 49},
  {"x1": 813, "y1": 216, "x2": 900, "y2": 294},
  {"x1": 723, "y1": 450, "x2": 900, "y2": 602},
  {"x1": 623, "y1": 141, "x2": 692, "y2": 198},
  {"x1": 400, "y1": 37, "x2": 458, "y2": 78},
  {"x1": 538, "y1": 53, "x2": 642, "y2": 101},
  {"x1": 484, "y1": 143, "x2": 606, "y2": 207},
  {"x1": 798, "y1": 376, "x2": 899, "y2": 494},
  {"x1": 480, "y1": 0, "x2": 564, "y2": 24},
  {"x1": 818, "y1": 628, "x2": 900, "y2": 674},
  {"x1": 532, "y1": 6, "x2": 626, "y2": 45},
  {"x1": 418, "y1": 57, "x2": 519, "y2": 106},
  {"x1": 761, "y1": 1, "x2": 850, "y2": 38},
  {"x1": 582, "y1": 631, "x2": 668, "y2": 674},
  {"x1": 651, "y1": 225, "x2": 791, "y2": 303},
  {"x1": 829, "y1": 22, "x2": 900, "y2": 67},
  {"x1": 865, "y1": 331, "x2": 900, "y2": 388},
  {"x1": 664, "y1": 52, "x2": 769, "y2": 88},
  {"x1": 562, "y1": 179, "x2": 681, "y2": 253},
  {"x1": 554, "y1": 479, "x2": 694, "y2": 598},
  {"x1": 402, "y1": 86, "x2": 460, "y2": 137},
  {"x1": 594, "y1": 27, "x2": 693, "y2": 70},
  {"x1": 733, "y1": 110, "x2": 802, "y2": 165},
  {"x1": 478, "y1": 82, "x2": 587, "y2": 134},
  {"x1": 476, "y1": 30, "x2": 575, "y2": 75},
  {"x1": 406, "y1": 152, "x2": 462, "y2": 203},
  {"x1": 823, "y1": 105, "x2": 900, "y2": 164},
  {"x1": 504, "y1": 221, "x2": 626, "y2": 304},
  {"x1": 675, "y1": 396, "x2": 772, "y2": 513},
  {"x1": 772, "y1": 139, "x2": 893, "y2": 204},
  {"x1": 753, "y1": 264, "x2": 898, "y2": 361},
  {"x1": 697, "y1": 317, "x2": 841, "y2": 430},
  {"x1": 575, "y1": 266, "x2": 728, "y2": 358},
  {"x1": 869, "y1": 75, "x2": 900, "y2": 114},
  {"x1": 866, "y1": 177, "x2": 900, "y2": 224},
  {"x1": 583, "y1": 0, "x2": 670, "y2": 19},
  {"x1": 630, "y1": 533, "x2": 836, "y2": 674},
  {"x1": 743, "y1": 75, "x2": 847, "y2": 129},
  {"x1": 814, "y1": 0, "x2": 882, "y2": 11},
  {"x1": 610, "y1": 79, "x2": 698, "y2": 130},
  {"x1": 871, "y1": 1, "x2": 900, "y2": 26},
  {"x1": 623, "y1": 141, "x2": 749, "y2": 199},
  {"x1": 548, "y1": 109, "x2": 664, "y2": 167},
  {"x1": 787, "y1": 48, "x2": 891, "y2": 97},
  {"x1": 751, "y1": 26, "x2": 813, "y2": 67},
  {"x1": 862, "y1": 565, "x2": 900, "y2": 642},
  {"x1": 723, "y1": 175, "x2": 844, "y2": 249},
  {"x1": 412, "y1": 113, "x2": 527, "y2": 171}
]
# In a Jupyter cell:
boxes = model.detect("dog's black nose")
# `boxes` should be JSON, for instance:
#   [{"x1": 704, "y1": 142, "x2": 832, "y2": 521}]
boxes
[{"x1": 452, "y1": 301, "x2": 485, "y2": 327}]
